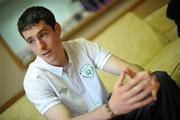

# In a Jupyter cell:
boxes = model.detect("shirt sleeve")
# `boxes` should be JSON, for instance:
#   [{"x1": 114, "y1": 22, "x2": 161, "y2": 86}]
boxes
[
  {"x1": 79, "y1": 38, "x2": 112, "y2": 69},
  {"x1": 23, "y1": 70, "x2": 61, "y2": 115}
]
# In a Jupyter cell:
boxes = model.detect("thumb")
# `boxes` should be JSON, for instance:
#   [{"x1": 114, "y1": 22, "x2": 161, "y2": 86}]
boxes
[
  {"x1": 119, "y1": 69, "x2": 126, "y2": 81},
  {"x1": 123, "y1": 67, "x2": 137, "y2": 78},
  {"x1": 115, "y1": 70, "x2": 126, "y2": 87},
  {"x1": 114, "y1": 77, "x2": 123, "y2": 90}
]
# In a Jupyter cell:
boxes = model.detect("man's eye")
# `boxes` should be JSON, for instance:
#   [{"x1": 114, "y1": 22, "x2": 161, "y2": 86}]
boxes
[
  {"x1": 40, "y1": 33, "x2": 48, "y2": 38},
  {"x1": 28, "y1": 39, "x2": 35, "y2": 44}
]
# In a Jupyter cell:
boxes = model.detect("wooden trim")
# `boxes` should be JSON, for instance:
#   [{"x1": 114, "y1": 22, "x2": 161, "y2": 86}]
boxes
[
  {"x1": 0, "y1": 35, "x2": 28, "y2": 70},
  {"x1": 0, "y1": 90, "x2": 25, "y2": 113},
  {"x1": 61, "y1": 0, "x2": 120, "y2": 41},
  {"x1": 61, "y1": 0, "x2": 144, "y2": 41}
]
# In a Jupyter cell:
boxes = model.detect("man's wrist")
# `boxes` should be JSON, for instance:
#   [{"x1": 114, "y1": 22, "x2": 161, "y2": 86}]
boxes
[{"x1": 104, "y1": 102, "x2": 116, "y2": 118}]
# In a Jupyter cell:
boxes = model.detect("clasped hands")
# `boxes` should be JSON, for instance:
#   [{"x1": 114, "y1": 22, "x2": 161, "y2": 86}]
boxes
[{"x1": 108, "y1": 68, "x2": 160, "y2": 116}]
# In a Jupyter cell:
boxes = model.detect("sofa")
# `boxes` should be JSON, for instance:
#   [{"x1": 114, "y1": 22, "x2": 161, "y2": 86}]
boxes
[
  {"x1": 95, "y1": 5, "x2": 180, "y2": 92},
  {"x1": 0, "y1": 5, "x2": 179, "y2": 120}
]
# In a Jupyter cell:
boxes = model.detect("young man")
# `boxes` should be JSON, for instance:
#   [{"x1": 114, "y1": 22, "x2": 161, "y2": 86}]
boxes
[{"x1": 18, "y1": 6, "x2": 180, "y2": 120}]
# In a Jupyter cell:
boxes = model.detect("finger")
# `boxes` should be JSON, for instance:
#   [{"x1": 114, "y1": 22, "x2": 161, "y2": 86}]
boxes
[
  {"x1": 122, "y1": 70, "x2": 152, "y2": 97},
  {"x1": 123, "y1": 67, "x2": 137, "y2": 78},
  {"x1": 137, "y1": 72, "x2": 158, "y2": 100},
  {"x1": 114, "y1": 74, "x2": 124, "y2": 88},
  {"x1": 121, "y1": 73, "x2": 144, "y2": 93},
  {"x1": 151, "y1": 75, "x2": 160, "y2": 100},
  {"x1": 119, "y1": 69, "x2": 126, "y2": 81},
  {"x1": 131, "y1": 96, "x2": 154, "y2": 110},
  {"x1": 123, "y1": 75, "x2": 151, "y2": 99},
  {"x1": 118, "y1": 68, "x2": 133, "y2": 86},
  {"x1": 127, "y1": 87, "x2": 152, "y2": 105}
]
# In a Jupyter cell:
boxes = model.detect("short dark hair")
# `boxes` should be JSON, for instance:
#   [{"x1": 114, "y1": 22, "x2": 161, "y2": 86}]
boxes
[{"x1": 17, "y1": 6, "x2": 56, "y2": 37}]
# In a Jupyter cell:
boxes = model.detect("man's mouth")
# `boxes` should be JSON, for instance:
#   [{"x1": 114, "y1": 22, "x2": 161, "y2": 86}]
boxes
[{"x1": 42, "y1": 50, "x2": 51, "y2": 56}]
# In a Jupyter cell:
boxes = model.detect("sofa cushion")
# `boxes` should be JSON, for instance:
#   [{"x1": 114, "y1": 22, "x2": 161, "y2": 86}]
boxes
[
  {"x1": 94, "y1": 12, "x2": 167, "y2": 66},
  {"x1": 144, "y1": 5, "x2": 176, "y2": 34},
  {"x1": 144, "y1": 38, "x2": 180, "y2": 85},
  {"x1": 144, "y1": 4, "x2": 178, "y2": 42},
  {"x1": 0, "y1": 96, "x2": 44, "y2": 120}
]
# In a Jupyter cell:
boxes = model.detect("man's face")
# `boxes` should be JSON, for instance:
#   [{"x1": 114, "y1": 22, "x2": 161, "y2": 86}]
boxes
[{"x1": 22, "y1": 20, "x2": 64, "y2": 65}]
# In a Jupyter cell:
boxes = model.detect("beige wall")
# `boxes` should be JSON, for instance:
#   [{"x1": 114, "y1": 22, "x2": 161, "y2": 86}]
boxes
[{"x1": 0, "y1": 44, "x2": 26, "y2": 107}]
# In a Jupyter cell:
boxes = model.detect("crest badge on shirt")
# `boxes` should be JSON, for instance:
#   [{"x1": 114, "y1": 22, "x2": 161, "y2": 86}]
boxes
[{"x1": 80, "y1": 64, "x2": 94, "y2": 78}]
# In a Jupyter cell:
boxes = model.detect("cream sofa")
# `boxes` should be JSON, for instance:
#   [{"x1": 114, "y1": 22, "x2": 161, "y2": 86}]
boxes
[
  {"x1": 95, "y1": 5, "x2": 180, "y2": 92},
  {"x1": 0, "y1": 5, "x2": 179, "y2": 120}
]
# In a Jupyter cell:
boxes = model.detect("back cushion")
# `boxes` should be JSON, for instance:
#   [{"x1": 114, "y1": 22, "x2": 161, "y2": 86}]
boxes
[
  {"x1": 144, "y1": 5, "x2": 178, "y2": 41},
  {"x1": 144, "y1": 5, "x2": 176, "y2": 34},
  {"x1": 94, "y1": 12, "x2": 167, "y2": 66},
  {"x1": 144, "y1": 38, "x2": 180, "y2": 85}
]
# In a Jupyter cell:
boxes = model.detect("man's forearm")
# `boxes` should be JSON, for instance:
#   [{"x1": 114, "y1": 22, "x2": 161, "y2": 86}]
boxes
[
  {"x1": 70, "y1": 104, "x2": 112, "y2": 120},
  {"x1": 103, "y1": 55, "x2": 144, "y2": 76},
  {"x1": 129, "y1": 64, "x2": 144, "y2": 72}
]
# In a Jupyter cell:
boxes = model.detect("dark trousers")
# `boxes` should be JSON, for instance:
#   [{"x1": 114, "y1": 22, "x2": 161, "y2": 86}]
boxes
[{"x1": 112, "y1": 71, "x2": 180, "y2": 120}]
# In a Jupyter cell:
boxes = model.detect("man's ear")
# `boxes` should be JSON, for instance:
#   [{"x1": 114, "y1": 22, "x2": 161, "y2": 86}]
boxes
[{"x1": 55, "y1": 22, "x2": 61, "y2": 36}]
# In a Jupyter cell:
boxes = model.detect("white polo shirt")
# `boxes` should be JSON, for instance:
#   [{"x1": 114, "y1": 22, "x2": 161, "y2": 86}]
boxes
[{"x1": 24, "y1": 38, "x2": 112, "y2": 116}]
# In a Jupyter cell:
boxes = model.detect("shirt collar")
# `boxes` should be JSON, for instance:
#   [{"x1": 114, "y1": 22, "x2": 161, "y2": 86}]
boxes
[
  {"x1": 32, "y1": 56, "x2": 63, "y2": 77},
  {"x1": 63, "y1": 44, "x2": 73, "y2": 65}
]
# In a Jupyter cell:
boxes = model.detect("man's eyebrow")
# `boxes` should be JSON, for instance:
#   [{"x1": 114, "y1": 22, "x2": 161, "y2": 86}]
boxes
[
  {"x1": 37, "y1": 29, "x2": 48, "y2": 35},
  {"x1": 26, "y1": 37, "x2": 32, "y2": 42}
]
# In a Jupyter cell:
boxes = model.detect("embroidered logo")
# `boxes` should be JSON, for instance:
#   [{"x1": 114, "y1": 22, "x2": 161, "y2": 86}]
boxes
[{"x1": 80, "y1": 64, "x2": 94, "y2": 78}]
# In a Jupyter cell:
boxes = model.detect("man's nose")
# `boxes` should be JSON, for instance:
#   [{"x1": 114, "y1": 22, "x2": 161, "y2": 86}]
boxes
[{"x1": 37, "y1": 40, "x2": 46, "y2": 49}]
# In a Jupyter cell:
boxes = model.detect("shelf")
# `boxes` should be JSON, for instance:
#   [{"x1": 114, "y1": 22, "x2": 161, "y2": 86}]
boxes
[{"x1": 61, "y1": 0, "x2": 119, "y2": 41}]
